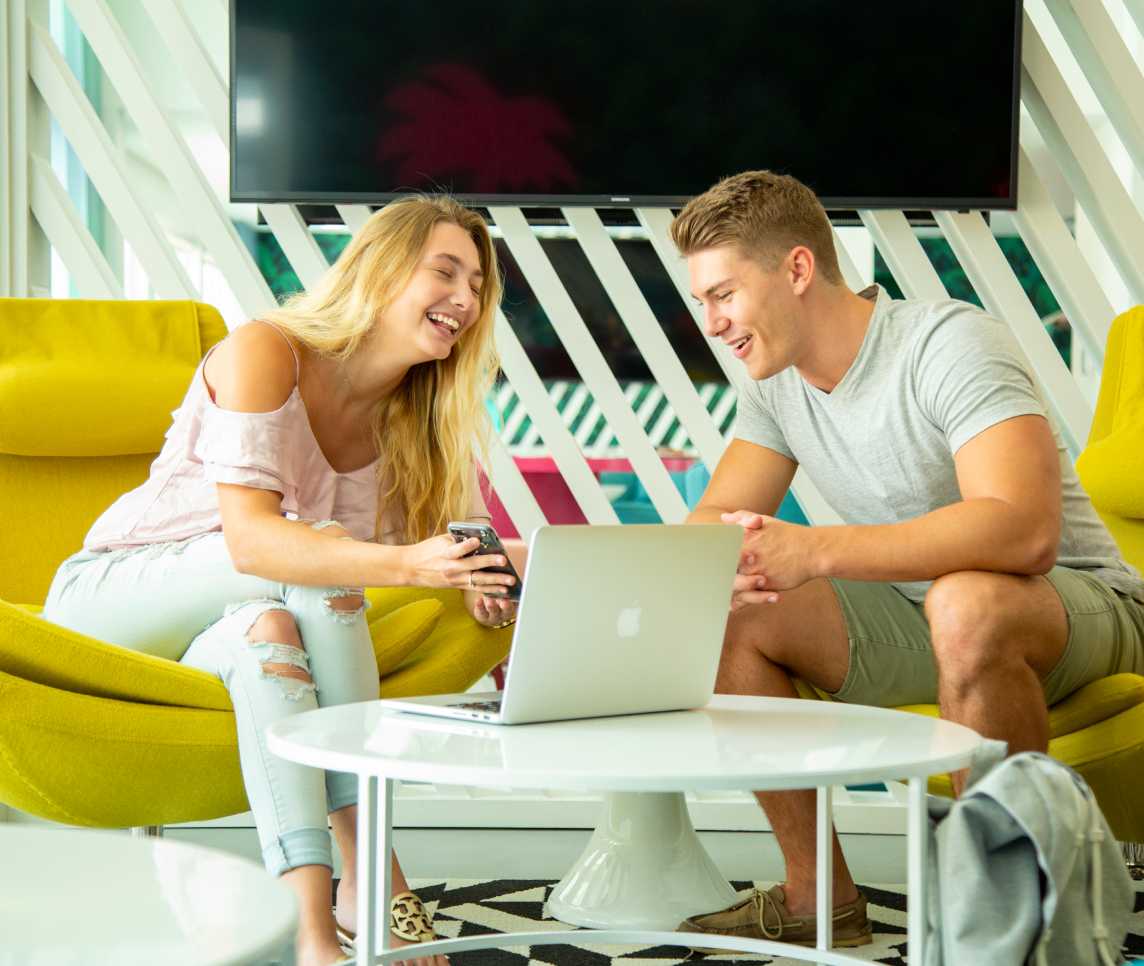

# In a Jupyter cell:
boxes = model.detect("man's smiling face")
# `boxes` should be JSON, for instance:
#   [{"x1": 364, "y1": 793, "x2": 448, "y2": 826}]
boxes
[{"x1": 688, "y1": 244, "x2": 802, "y2": 381}]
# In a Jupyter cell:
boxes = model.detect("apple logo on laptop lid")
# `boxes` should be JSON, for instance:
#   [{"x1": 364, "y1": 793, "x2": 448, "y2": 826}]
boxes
[{"x1": 617, "y1": 604, "x2": 642, "y2": 638}]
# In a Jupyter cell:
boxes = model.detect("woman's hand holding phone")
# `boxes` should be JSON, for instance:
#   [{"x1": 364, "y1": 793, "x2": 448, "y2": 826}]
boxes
[
  {"x1": 446, "y1": 521, "x2": 522, "y2": 628},
  {"x1": 402, "y1": 533, "x2": 516, "y2": 592}
]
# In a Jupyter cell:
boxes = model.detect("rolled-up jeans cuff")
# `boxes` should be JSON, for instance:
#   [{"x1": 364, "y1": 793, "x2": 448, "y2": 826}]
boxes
[
  {"x1": 327, "y1": 771, "x2": 359, "y2": 814},
  {"x1": 263, "y1": 827, "x2": 333, "y2": 876}
]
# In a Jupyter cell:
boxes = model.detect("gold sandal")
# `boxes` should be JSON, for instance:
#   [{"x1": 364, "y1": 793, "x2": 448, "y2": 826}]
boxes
[
  {"x1": 389, "y1": 891, "x2": 439, "y2": 943},
  {"x1": 335, "y1": 890, "x2": 439, "y2": 948}
]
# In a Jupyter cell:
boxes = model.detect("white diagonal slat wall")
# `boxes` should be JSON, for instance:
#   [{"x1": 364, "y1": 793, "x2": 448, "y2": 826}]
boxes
[
  {"x1": 66, "y1": 0, "x2": 275, "y2": 317},
  {"x1": 1044, "y1": 0, "x2": 1144, "y2": 178},
  {"x1": 481, "y1": 429, "x2": 546, "y2": 540},
  {"x1": 141, "y1": 0, "x2": 228, "y2": 140},
  {"x1": 29, "y1": 154, "x2": 121, "y2": 298},
  {"x1": 27, "y1": 22, "x2": 196, "y2": 299},
  {"x1": 859, "y1": 211, "x2": 948, "y2": 301},
  {"x1": 494, "y1": 311, "x2": 619, "y2": 525},
  {"x1": 935, "y1": 210, "x2": 1092, "y2": 455},
  {"x1": 1013, "y1": 147, "x2": 1112, "y2": 360},
  {"x1": 1021, "y1": 10, "x2": 1144, "y2": 304},
  {"x1": 337, "y1": 205, "x2": 373, "y2": 237},
  {"x1": 563, "y1": 207, "x2": 727, "y2": 470},
  {"x1": 492, "y1": 205, "x2": 689, "y2": 523}
]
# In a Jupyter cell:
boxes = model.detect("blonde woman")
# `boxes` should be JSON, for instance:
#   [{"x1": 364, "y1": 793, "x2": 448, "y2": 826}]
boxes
[{"x1": 44, "y1": 197, "x2": 517, "y2": 966}]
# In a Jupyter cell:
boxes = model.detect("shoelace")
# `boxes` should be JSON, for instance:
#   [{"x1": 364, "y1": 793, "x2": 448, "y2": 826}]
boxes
[{"x1": 754, "y1": 889, "x2": 784, "y2": 940}]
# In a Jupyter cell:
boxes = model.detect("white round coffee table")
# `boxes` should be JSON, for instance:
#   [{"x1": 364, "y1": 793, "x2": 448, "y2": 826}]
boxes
[
  {"x1": 0, "y1": 825, "x2": 297, "y2": 965},
  {"x1": 267, "y1": 694, "x2": 984, "y2": 965}
]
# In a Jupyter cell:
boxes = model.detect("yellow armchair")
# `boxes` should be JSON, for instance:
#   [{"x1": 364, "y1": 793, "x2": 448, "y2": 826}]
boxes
[
  {"x1": 799, "y1": 306, "x2": 1144, "y2": 842},
  {"x1": 0, "y1": 298, "x2": 510, "y2": 828}
]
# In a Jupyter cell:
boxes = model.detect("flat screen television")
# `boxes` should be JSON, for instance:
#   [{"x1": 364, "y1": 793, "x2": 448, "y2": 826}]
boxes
[{"x1": 231, "y1": 1, "x2": 1022, "y2": 210}]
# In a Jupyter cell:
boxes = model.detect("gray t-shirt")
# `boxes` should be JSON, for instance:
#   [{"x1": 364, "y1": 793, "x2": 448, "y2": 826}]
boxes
[{"x1": 735, "y1": 285, "x2": 1144, "y2": 603}]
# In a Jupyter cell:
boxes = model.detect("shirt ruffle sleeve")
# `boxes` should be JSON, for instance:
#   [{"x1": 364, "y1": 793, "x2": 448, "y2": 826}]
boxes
[{"x1": 193, "y1": 403, "x2": 295, "y2": 495}]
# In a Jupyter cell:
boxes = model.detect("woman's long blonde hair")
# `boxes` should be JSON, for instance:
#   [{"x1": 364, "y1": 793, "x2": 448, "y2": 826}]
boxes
[{"x1": 263, "y1": 196, "x2": 502, "y2": 543}]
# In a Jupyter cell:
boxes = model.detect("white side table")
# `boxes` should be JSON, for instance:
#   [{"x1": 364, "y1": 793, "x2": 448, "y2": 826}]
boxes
[
  {"x1": 0, "y1": 825, "x2": 297, "y2": 966},
  {"x1": 268, "y1": 694, "x2": 984, "y2": 965}
]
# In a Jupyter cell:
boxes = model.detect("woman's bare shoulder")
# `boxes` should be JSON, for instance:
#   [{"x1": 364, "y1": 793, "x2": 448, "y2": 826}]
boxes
[{"x1": 203, "y1": 321, "x2": 298, "y2": 413}]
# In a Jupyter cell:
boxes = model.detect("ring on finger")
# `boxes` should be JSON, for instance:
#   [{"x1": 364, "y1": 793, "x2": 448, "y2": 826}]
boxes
[{"x1": 468, "y1": 572, "x2": 475, "y2": 590}]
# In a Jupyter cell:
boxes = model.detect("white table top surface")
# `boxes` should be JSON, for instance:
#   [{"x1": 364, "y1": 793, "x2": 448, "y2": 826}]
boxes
[
  {"x1": 268, "y1": 694, "x2": 984, "y2": 792},
  {"x1": 0, "y1": 826, "x2": 296, "y2": 966}
]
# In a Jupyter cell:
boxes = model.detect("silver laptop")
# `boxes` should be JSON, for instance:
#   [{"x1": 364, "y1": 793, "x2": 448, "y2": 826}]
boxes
[{"x1": 379, "y1": 524, "x2": 741, "y2": 724}]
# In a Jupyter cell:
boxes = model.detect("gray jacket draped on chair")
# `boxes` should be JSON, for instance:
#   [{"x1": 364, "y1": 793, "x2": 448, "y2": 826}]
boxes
[{"x1": 924, "y1": 744, "x2": 1134, "y2": 965}]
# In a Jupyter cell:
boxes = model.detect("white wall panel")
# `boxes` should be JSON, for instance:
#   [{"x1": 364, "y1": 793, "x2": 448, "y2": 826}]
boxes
[
  {"x1": 935, "y1": 211, "x2": 1092, "y2": 455},
  {"x1": 1044, "y1": 0, "x2": 1144, "y2": 178},
  {"x1": 5, "y1": 0, "x2": 30, "y2": 297},
  {"x1": 337, "y1": 205, "x2": 373, "y2": 237},
  {"x1": 29, "y1": 154, "x2": 121, "y2": 298},
  {"x1": 1022, "y1": 11, "x2": 1144, "y2": 303},
  {"x1": 141, "y1": 0, "x2": 227, "y2": 140},
  {"x1": 859, "y1": 211, "x2": 948, "y2": 301},
  {"x1": 28, "y1": 22, "x2": 196, "y2": 298},
  {"x1": 66, "y1": 0, "x2": 274, "y2": 317},
  {"x1": 831, "y1": 226, "x2": 871, "y2": 290},
  {"x1": 1012, "y1": 147, "x2": 1113, "y2": 359}
]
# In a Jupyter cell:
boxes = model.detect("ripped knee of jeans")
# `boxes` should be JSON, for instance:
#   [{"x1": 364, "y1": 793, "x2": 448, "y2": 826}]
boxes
[
  {"x1": 249, "y1": 642, "x2": 317, "y2": 702},
  {"x1": 234, "y1": 601, "x2": 318, "y2": 702},
  {"x1": 322, "y1": 588, "x2": 369, "y2": 625}
]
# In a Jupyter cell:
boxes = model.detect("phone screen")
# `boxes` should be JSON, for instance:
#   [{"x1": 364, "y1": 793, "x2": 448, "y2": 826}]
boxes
[{"x1": 447, "y1": 522, "x2": 522, "y2": 600}]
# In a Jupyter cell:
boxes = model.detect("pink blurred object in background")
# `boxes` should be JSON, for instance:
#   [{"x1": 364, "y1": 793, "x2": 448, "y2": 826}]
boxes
[{"x1": 483, "y1": 456, "x2": 694, "y2": 538}]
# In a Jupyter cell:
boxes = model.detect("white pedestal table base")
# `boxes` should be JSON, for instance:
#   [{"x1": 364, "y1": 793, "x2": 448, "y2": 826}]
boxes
[{"x1": 545, "y1": 790, "x2": 738, "y2": 930}]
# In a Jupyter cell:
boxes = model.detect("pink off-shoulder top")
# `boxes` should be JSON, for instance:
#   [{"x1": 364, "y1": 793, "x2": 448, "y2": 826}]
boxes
[{"x1": 84, "y1": 321, "x2": 388, "y2": 551}]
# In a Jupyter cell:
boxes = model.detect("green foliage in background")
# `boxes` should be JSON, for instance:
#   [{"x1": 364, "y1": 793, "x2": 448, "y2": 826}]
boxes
[{"x1": 257, "y1": 232, "x2": 351, "y2": 302}]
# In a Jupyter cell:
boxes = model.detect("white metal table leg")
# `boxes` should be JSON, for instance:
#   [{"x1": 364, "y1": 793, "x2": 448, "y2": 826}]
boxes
[
  {"x1": 376, "y1": 778, "x2": 395, "y2": 963},
  {"x1": 356, "y1": 774, "x2": 379, "y2": 966},
  {"x1": 816, "y1": 785, "x2": 834, "y2": 958},
  {"x1": 907, "y1": 777, "x2": 928, "y2": 965}
]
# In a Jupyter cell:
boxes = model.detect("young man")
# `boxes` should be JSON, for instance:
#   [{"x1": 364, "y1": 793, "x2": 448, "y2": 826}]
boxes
[{"x1": 675, "y1": 170, "x2": 1144, "y2": 948}]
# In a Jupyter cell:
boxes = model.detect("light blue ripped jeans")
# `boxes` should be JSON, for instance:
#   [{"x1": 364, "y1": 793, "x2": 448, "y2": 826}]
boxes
[{"x1": 42, "y1": 522, "x2": 380, "y2": 876}]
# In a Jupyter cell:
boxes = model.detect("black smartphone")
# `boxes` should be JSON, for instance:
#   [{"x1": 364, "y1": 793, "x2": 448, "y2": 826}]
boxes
[{"x1": 447, "y1": 521, "x2": 522, "y2": 600}]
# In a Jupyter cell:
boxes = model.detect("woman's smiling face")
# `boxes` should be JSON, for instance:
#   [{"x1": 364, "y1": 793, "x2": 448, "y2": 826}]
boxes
[{"x1": 387, "y1": 220, "x2": 485, "y2": 364}]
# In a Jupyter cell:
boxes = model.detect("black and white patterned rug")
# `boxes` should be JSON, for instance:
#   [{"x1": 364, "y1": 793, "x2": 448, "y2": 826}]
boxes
[{"x1": 381, "y1": 879, "x2": 1144, "y2": 965}]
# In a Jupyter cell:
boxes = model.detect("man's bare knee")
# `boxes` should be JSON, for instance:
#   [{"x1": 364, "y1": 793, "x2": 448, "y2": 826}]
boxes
[
  {"x1": 927, "y1": 570, "x2": 1063, "y2": 687},
  {"x1": 722, "y1": 578, "x2": 849, "y2": 688}
]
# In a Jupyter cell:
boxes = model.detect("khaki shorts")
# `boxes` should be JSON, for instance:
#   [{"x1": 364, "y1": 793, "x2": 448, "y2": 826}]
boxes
[{"x1": 829, "y1": 566, "x2": 1144, "y2": 708}]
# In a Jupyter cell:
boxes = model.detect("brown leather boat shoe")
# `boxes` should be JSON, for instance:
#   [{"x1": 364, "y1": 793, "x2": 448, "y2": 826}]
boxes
[{"x1": 679, "y1": 884, "x2": 873, "y2": 951}]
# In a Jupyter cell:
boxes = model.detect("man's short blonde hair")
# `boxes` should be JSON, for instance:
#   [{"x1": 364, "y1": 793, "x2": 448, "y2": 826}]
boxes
[{"x1": 671, "y1": 170, "x2": 844, "y2": 286}]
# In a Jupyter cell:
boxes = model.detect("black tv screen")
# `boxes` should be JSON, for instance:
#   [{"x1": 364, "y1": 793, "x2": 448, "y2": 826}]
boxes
[{"x1": 231, "y1": 1, "x2": 1022, "y2": 209}]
